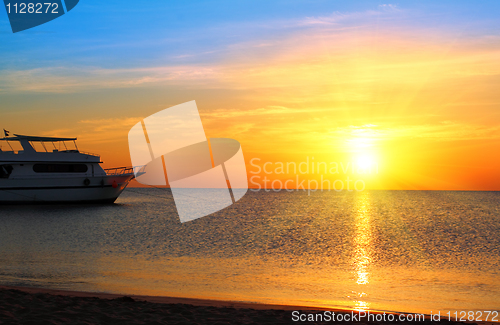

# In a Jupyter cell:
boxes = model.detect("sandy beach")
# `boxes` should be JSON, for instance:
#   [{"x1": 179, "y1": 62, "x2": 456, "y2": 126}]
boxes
[{"x1": 0, "y1": 285, "x2": 496, "y2": 325}]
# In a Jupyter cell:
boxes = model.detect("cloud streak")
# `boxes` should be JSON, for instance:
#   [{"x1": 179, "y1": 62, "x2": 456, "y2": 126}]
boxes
[
  {"x1": 0, "y1": 5, "x2": 450, "y2": 93},
  {"x1": 327, "y1": 122, "x2": 500, "y2": 145}
]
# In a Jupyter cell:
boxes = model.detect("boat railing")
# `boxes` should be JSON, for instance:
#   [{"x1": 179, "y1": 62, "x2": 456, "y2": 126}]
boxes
[
  {"x1": 77, "y1": 150, "x2": 100, "y2": 157},
  {"x1": 104, "y1": 166, "x2": 135, "y2": 175}
]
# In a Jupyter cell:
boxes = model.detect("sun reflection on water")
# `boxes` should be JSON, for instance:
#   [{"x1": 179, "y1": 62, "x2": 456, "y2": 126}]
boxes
[{"x1": 352, "y1": 192, "x2": 372, "y2": 309}]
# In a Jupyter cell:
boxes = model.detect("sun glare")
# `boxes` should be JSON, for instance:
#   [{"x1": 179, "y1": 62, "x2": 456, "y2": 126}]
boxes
[{"x1": 355, "y1": 154, "x2": 377, "y2": 171}]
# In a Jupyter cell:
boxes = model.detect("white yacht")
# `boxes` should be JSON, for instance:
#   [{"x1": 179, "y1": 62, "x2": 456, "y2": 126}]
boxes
[{"x1": 0, "y1": 134, "x2": 134, "y2": 203}]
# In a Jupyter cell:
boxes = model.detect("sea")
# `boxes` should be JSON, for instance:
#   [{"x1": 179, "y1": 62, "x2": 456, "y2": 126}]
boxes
[{"x1": 0, "y1": 189, "x2": 498, "y2": 315}]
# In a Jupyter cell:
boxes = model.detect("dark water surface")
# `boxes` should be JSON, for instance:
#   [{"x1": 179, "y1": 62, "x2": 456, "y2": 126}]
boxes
[{"x1": 0, "y1": 189, "x2": 498, "y2": 314}]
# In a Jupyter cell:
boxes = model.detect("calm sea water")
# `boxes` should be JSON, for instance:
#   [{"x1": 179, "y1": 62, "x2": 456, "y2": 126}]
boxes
[{"x1": 0, "y1": 189, "x2": 498, "y2": 314}]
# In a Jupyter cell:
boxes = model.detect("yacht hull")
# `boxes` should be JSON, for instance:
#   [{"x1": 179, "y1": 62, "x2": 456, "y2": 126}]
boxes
[{"x1": 0, "y1": 175, "x2": 133, "y2": 203}]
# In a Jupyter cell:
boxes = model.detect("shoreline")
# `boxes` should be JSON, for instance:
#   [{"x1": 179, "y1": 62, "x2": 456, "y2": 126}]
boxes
[
  {"x1": 1, "y1": 285, "x2": 497, "y2": 324},
  {"x1": 0, "y1": 285, "x2": 335, "y2": 312}
]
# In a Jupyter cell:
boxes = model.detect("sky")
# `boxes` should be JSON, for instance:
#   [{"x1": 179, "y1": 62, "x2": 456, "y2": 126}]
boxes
[{"x1": 1, "y1": 0, "x2": 499, "y2": 190}]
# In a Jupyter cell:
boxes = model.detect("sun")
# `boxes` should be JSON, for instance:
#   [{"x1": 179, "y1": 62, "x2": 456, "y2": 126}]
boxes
[{"x1": 355, "y1": 154, "x2": 377, "y2": 171}]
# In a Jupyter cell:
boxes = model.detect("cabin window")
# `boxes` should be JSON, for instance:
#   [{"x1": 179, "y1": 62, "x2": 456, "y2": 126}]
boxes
[
  {"x1": 33, "y1": 164, "x2": 88, "y2": 173},
  {"x1": 0, "y1": 165, "x2": 13, "y2": 178}
]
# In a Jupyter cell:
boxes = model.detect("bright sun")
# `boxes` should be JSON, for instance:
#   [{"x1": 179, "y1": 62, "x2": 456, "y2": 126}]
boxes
[{"x1": 355, "y1": 154, "x2": 377, "y2": 170}]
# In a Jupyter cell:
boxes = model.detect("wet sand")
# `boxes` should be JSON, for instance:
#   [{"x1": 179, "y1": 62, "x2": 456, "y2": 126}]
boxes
[{"x1": 0, "y1": 285, "x2": 495, "y2": 324}]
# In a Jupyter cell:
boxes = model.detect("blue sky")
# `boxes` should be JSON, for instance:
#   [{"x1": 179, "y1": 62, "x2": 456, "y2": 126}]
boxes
[
  {"x1": 1, "y1": 1, "x2": 499, "y2": 106},
  {"x1": 1, "y1": 1, "x2": 499, "y2": 72}
]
